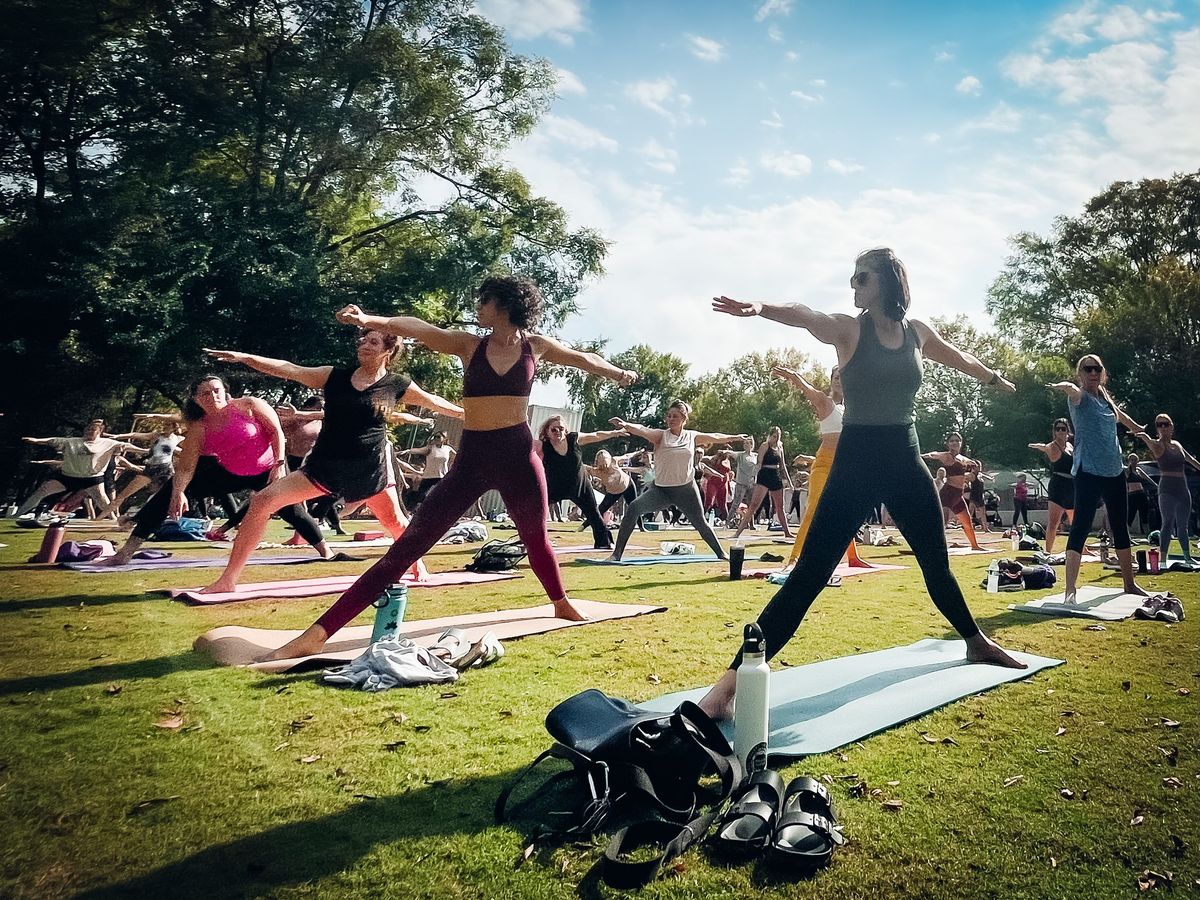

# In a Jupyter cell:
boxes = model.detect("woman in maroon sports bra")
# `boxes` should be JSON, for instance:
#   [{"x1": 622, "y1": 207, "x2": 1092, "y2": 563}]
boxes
[{"x1": 264, "y1": 276, "x2": 637, "y2": 661}]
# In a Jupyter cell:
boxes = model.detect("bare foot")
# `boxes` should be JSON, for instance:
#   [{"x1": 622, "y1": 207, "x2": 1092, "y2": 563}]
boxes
[
  {"x1": 282, "y1": 533, "x2": 306, "y2": 547},
  {"x1": 604, "y1": 554, "x2": 621, "y2": 563},
  {"x1": 965, "y1": 635, "x2": 1027, "y2": 669},
  {"x1": 697, "y1": 670, "x2": 737, "y2": 722},
  {"x1": 259, "y1": 626, "x2": 329, "y2": 662},
  {"x1": 95, "y1": 554, "x2": 130, "y2": 567},
  {"x1": 552, "y1": 598, "x2": 589, "y2": 621},
  {"x1": 198, "y1": 579, "x2": 238, "y2": 595},
  {"x1": 1124, "y1": 584, "x2": 1150, "y2": 598}
]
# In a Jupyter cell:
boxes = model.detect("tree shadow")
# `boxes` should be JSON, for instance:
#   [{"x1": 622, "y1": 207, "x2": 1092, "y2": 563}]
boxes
[
  {"x1": 0, "y1": 591, "x2": 163, "y2": 613},
  {"x1": 0, "y1": 651, "x2": 210, "y2": 696}
]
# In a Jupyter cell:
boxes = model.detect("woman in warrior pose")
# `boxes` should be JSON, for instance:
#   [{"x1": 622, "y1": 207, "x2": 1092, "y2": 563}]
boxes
[
  {"x1": 102, "y1": 376, "x2": 327, "y2": 566},
  {"x1": 536, "y1": 415, "x2": 625, "y2": 550},
  {"x1": 730, "y1": 427, "x2": 794, "y2": 540},
  {"x1": 1027, "y1": 418, "x2": 1074, "y2": 552},
  {"x1": 588, "y1": 449, "x2": 645, "y2": 531},
  {"x1": 1135, "y1": 414, "x2": 1199, "y2": 567},
  {"x1": 605, "y1": 402, "x2": 745, "y2": 561},
  {"x1": 922, "y1": 433, "x2": 985, "y2": 550},
  {"x1": 96, "y1": 418, "x2": 187, "y2": 519},
  {"x1": 1047, "y1": 355, "x2": 1148, "y2": 603},
  {"x1": 1123, "y1": 453, "x2": 1154, "y2": 536},
  {"x1": 195, "y1": 332, "x2": 462, "y2": 593},
  {"x1": 772, "y1": 365, "x2": 865, "y2": 568},
  {"x1": 264, "y1": 276, "x2": 637, "y2": 660},
  {"x1": 16, "y1": 420, "x2": 140, "y2": 518},
  {"x1": 699, "y1": 248, "x2": 1025, "y2": 720}
]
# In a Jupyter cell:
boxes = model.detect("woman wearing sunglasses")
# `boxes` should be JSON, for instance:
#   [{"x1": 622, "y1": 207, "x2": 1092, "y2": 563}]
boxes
[
  {"x1": 922, "y1": 433, "x2": 987, "y2": 549},
  {"x1": 700, "y1": 248, "x2": 1025, "y2": 719},
  {"x1": 1048, "y1": 355, "x2": 1148, "y2": 602},
  {"x1": 1135, "y1": 414, "x2": 1199, "y2": 568},
  {"x1": 536, "y1": 415, "x2": 626, "y2": 550},
  {"x1": 1027, "y1": 418, "x2": 1075, "y2": 552}
]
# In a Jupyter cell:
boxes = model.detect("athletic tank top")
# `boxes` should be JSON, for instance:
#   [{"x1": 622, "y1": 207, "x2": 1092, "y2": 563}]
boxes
[
  {"x1": 1067, "y1": 391, "x2": 1123, "y2": 478},
  {"x1": 311, "y1": 367, "x2": 412, "y2": 459},
  {"x1": 541, "y1": 432, "x2": 584, "y2": 492},
  {"x1": 1159, "y1": 443, "x2": 1186, "y2": 477},
  {"x1": 840, "y1": 314, "x2": 923, "y2": 426},
  {"x1": 424, "y1": 443, "x2": 453, "y2": 478},
  {"x1": 202, "y1": 406, "x2": 274, "y2": 476},
  {"x1": 654, "y1": 429, "x2": 697, "y2": 488},
  {"x1": 818, "y1": 404, "x2": 844, "y2": 435},
  {"x1": 596, "y1": 466, "x2": 630, "y2": 494},
  {"x1": 762, "y1": 446, "x2": 782, "y2": 468},
  {"x1": 1051, "y1": 446, "x2": 1074, "y2": 479},
  {"x1": 462, "y1": 336, "x2": 535, "y2": 398}
]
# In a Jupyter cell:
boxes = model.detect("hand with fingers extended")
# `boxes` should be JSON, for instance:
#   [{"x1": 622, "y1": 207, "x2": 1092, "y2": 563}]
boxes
[
  {"x1": 203, "y1": 348, "x2": 250, "y2": 366},
  {"x1": 167, "y1": 492, "x2": 189, "y2": 520},
  {"x1": 771, "y1": 364, "x2": 803, "y2": 385},
  {"x1": 712, "y1": 295, "x2": 762, "y2": 318},
  {"x1": 335, "y1": 304, "x2": 371, "y2": 327}
]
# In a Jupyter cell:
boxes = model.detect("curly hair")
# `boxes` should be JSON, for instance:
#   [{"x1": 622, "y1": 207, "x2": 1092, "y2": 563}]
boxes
[{"x1": 478, "y1": 276, "x2": 543, "y2": 329}]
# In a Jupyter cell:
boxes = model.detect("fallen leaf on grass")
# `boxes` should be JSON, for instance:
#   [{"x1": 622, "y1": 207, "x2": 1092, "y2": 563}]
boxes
[
  {"x1": 439, "y1": 691, "x2": 459, "y2": 700},
  {"x1": 104, "y1": 684, "x2": 122, "y2": 696},
  {"x1": 299, "y1": 755, "x2": 321, "y2": 764},
  {"x1": 1059, "y1": 788, "x2": 1075, "y2": 800},
  {"x1": 129, "y1": 796, "x2": 181, "y2": 815},
  {"x1": 274, "y1": 742, "x2": 289, "y2": 752},
  {"x1": 1155, "y1": 746, "x2": 1178, "y2": 765},
  {"x1": 1050, "y1": 857, "x2": 1058, "y2": 868},
  {"x1": 1122, "y1": 681, "x2": 1131, "y2": 691},
  {"x1": 920, "y1": 733, "x2": 938, "y2": 744},
  {"x1": 499, "y1": 710, "x2": 514, "y2": 718},
  {"x1": 154, "y1": 714, "x2": 183, "y2": 730},
  {"x1": 886, "y1": 780, "x2": 901, "y2": 787},
  {"x1": 1137, "y1": 869, "x2": 1173, "y2": 891},
  {"x1": 381, "y1": 712, "x2": 409, "y2": 726},
  {"x1": 882, "y1": 800, "x2": 903, "y2": 812},
  {"x1": 413, "y1": 725, "x2": 431, "y2": 733},
  {"x1": 1060, "y1": 710, "x2": 1076, "y2": 717},
  {"x1": 515, "y1": 842, "x2": 536, "y2": 868},
  {"x1": 941, "y1": 737, "x2": 958, "y2": 746},
  {"x1": 1178, "y1": 688, "x2": 1190, "y2": 696},
  {"x1": 1130, "y1": 813, "x2": 1145, "y2": 826},
  {"x1": 383, "y1": 741, "x2": 406, "y2": 752},
  {"x1": 288, "y1": 715, "x2": 314, "y2": 733},
  {"x1": 1055, "y1": 727, "x2": 1067, "y2": 736},
  {"x1": 646, "y1": 674, "x2": 661, "y2": 685},
  {"x1": 1083, "y1": 623, "x2": 1106, "y2": 631},
  {"x1": 1162, "y1": 777, "x2": 1183, "y2": 790},
  {"x1": 838, "y1": 753, "x2": 848, "y2": 762},
  {"x1": 1003, "y1": 776, "x2": 1025, "y2": 788},
  {"x1": 1160, "y1": 719, "x2": 1180, "y2": 728}
]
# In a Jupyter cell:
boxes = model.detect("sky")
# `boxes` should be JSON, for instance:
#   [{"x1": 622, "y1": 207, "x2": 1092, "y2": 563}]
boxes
[{"x1": 467, "y1": 0, "x2": 1200, "y2": 406}]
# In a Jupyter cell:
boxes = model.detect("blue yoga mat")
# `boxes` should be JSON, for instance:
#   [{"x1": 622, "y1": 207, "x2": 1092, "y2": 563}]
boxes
[
  {"x1": 575, "y1": 554, "x2": 722, "y2": 566},
  {"x1": 642, "y1": 638, "x2": 1062, "y2": 758}
]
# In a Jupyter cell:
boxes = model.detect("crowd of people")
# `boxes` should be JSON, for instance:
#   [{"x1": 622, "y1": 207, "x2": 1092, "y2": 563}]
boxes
[{"x1": 10, "y1": 257, "x2": 1197, "y2": 686}]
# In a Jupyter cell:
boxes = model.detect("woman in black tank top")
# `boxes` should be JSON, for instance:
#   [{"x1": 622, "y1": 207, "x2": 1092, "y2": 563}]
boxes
[
  {"x1": 536, "y1": 415, "x2": 626, "y2": 549},
  {"x1": 195, "y1": 333, "x2": 462, "y2": 594},
  {"x1": 701, "y1": 248, "x2": 1027, "y2": 720},
  {"x1": 732, "y1": 426, "x2": 794, "y2": 540},
  {"x1": 1028, "y1": 418, "x2": 1075, "y2": 552}
]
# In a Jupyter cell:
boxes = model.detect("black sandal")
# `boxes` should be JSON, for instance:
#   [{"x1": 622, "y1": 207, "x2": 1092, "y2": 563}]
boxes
[
  {"x1": 770, "y1": 775, "x2": 845, "y2": 869},
  {"x1": 711, "y1": 769, "x2": 784, "y2": 854}
]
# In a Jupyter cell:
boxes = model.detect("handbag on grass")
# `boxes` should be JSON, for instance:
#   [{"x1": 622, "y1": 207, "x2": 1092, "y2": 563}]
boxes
[
  {"x1": 496, "y1": 689, "x2": 741, "y2": 888},
  {"x1": 465, "y1": 537, "x2": 527, "y2": 572}
]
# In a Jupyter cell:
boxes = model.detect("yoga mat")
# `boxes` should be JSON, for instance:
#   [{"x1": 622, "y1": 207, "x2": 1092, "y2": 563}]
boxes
[
  {"x1": 1008, "y1": 585, "x2": 1154, "y2": 621},
  {"x1": 745, "y1": 561, "x2": 909, "y2": 579},
  {"x1": 551, "y1": 544, "x2": 648, "y2": 555},
  {"x1": 642, "y1": 638, "x2": 1062, "y2": 758},
  {"x1": 903, "y1": 546, "x2": 1003, "y2": 557},
  {"x1": 194, "y1": 598, "x2": 667, "y2": 672},
  {"x1": 575, "y1": 554, "x2": 721, "y2": 566},
  {"x1": 163, "y1": 570, "x2": 521, "y2": 604},
  {"x1": 63, "y1": 551, "x2": 366, "y2": 573}
]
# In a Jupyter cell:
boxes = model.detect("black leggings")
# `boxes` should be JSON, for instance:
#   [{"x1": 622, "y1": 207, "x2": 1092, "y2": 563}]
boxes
[
  {"x1": 550, "y1": 480, "x2": 611, "y2": 550},
  {"x1": 598, "y1": 483, "x2": 644, "y2": 531},
  {"x1": 133, "y1": 456, "x2": 323, "y2": 545},
  {"x1": 1011, "y1": 498, "x2": 1030, "y2": 526},
  {"x1": 731, "y1": 424, "x2": 980, "y2": 668},
  {"x1": 1067, "y1": 471, "x2": 1130, "y2": 553},
  {"x1": 1126, "y1": 491, "x2": 1150, "y2": 533}
]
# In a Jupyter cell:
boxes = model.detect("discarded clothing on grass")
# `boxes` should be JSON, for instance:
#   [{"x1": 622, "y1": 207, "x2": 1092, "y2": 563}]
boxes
[
  {"x1": 440, "y1": 521, "x2": 488, "y2": 544},
  {"x1": 322, "y1": 637, "x2": 459, "y2": 691}
]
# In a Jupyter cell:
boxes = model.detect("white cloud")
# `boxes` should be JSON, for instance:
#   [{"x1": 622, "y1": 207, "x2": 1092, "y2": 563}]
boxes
[
  {"x1": 785, "y1": 50, "x2": 800, "y2": 62},
  {"x1": 755, "y1": 0, "x2": 793, "y2": 21},
  {"x1": 810, "y1": 78, "x2": 827, "y2": 87},
  {"x1": 934, "y1": 50, "x2": 955, "y2": 63},
  {"x1": 539, "y1": 115, "x2": 618, "y2": 153},
  {"x1": 473, "y1": 0, "x2": 585, "y2": 43},
  {"x1": 1005, "y1": 40, "x2": 1167, "y2": 104},
  {"x1": 639, "y1": 139, "x2": 679, "y2": 174},
  {"x1": 955, "y1": 75, "x2": 983, "y2": 96},
  {"x1": 960, "y1": 101, "x2": 1023, "y2": 133},
  {"x1": 1041, "y1": 2, "x2": 1182, "y2": 48},
  {"x1": 760, "y1": 150, "x2": 812, "y2": 178},
  {"x1": 767, "y1": 24, "x2": 784, "y2": 43},
  {"x1": 554, "y1": 67, "x2": 586, "y2": 96},
  {"x1": 724, "y1": 159, "x2": 752, "y2": 187},
  {"x1": 761, "y1": 109, "x2": 784, "y2": 128},
  {"x1": 1045, "y1": 3, "x2": 1100, "y2": 46},
  {"x1": 923, "y1": 132, "x2": 942, "y2": 144},
  {"x1": 790, "y1": 89, "x2": 823, "y2": 102},
  {"x1": 686, "y1": 34, "x2": 726, "y2": 62},
  {"x1": 624, "y1": 77, "x2": 698, "y2": 125},
  {"x1": 827, "y1": 159, "x2": 864, "y2": 175}
]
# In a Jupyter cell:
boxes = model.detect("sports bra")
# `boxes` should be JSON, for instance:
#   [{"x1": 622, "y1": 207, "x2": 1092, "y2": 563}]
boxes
[
  {"x1": 818, "y1": 404, "x2": 844, "y2": 436},
  {"x1": 762, "y1": 446, "x2": 782, "y2": 467},
  {"x1": 944, "y1": 458, "x2": 968, "y2": 477},
  {"x1": 1051, "y1": 446, "x2": 1074, "y2": 477},
  {"x1": 1159, "y1": 443, "x2": 1186, "y2": 476},
  {"x1": 202, "y1": 405, "x2": 274, "y2": 476},
  {"x1": 462, "y1": 335, "x2": 535, "y2": 398}
]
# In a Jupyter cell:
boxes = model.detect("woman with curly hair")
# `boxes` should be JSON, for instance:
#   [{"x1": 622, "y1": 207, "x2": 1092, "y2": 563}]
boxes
[{"x1": 264, "y1": 276, "x2": 637, "y2": 661}]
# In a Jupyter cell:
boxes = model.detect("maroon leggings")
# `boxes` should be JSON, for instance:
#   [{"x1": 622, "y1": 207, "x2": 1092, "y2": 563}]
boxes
[{"x1": 315, "y1": 423, "x2": 566, "y2": 635}]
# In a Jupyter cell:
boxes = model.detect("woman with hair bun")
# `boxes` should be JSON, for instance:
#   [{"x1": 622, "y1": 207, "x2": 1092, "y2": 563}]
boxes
[
  {"x1": 1135, "y1": 413, "x2": 1199, "y2": 567},
  {"x1": 1028, "y1": 418, "x2": 1075, "y2": 552},
  {"x1": 701, "y1": 247, "x2": 1025, "y2": 720},
  {"x1": 605, "y1": 401, "x2": 746, "y2": 561}
]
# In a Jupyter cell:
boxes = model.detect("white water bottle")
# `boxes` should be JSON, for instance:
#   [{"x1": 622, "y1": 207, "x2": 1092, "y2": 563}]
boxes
[
  {"x1": 734, "y1": 623, "x2": 771, "y2": 777},
  {"x1": 986, "y1": 560, "x2": 1000, "y2": 593}
]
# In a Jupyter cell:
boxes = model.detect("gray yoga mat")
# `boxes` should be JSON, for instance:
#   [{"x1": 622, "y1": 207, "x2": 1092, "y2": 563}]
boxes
[
  {"x1": 642, "y1": 638, "x2": 1062, "y2": 758},
  {"x1": 575, "y1": 554, "x2": 722, "y2": 566},
  {"x1": 1008, "y1": 585, "x2": 1150, "y2": 621}
]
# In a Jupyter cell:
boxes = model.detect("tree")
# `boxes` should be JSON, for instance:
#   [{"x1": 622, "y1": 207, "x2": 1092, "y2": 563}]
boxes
[
  {"x1": 562, "y1": 343, "x2": 692, "y2": 432},
  {"x1": 987, "y1": 172, "x2": 1200, "y2": 447}
]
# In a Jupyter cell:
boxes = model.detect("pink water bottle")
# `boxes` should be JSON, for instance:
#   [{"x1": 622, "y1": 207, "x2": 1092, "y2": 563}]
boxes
[{"x1": 1148, "y1": 548, "x2": 1160, "y2": 574}]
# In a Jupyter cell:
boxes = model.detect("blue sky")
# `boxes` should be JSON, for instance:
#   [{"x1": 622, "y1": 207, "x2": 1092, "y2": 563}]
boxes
[{"x1": 467, "y1": 0, "x2": 1200, "y2": 406}]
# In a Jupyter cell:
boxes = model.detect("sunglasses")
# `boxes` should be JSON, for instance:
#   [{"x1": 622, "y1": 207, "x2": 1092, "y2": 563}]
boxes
[
  {"x1": 1155, "y1": 420, "x2": 1172, "y2": 427},
  {"x1": 1054, "y1": 426, "x2": 1068, "y2": 432},
  {"x1": 1080, "y1": 364, "x2": 1103, "y2": 374},
  {"x1": 549, "y1": 426, "x2": 565, "y2": 432}
]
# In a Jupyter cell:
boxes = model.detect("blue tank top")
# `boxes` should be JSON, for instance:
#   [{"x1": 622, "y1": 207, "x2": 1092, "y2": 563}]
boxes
[{"x1": 1067, "y1": 391, "x2": 1123, "y2": 478}]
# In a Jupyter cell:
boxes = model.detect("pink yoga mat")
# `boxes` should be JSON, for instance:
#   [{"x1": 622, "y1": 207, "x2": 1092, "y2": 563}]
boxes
[
  {"x1": 163, "y1": 570, "x2": 522, "y2": 604},
  {"x1": 194, "y1": 598, "x2": 667, "y2": 672},
  {"x1": 745, "y1": 561, "x2": 909, "y2": 579}
]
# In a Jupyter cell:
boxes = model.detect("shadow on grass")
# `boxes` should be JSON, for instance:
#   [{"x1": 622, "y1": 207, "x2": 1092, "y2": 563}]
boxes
[
  {"x1": 0, "y1": 591, "x2": 162, "y2": 613},
  {"x1": 0, "y1": 651, "x2": 210, "y2": 696}
]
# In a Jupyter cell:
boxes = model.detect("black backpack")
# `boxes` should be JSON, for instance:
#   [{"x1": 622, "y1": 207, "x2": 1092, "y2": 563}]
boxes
[
  {"x1": 496, "y1": 689, "x2": 741, "y2": 888},
  {"x1": 465, "y1": 537, "x2": 527, "y2": 572}
]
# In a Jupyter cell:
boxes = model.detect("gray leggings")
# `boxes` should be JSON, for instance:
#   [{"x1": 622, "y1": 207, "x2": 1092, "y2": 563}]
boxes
[
  {"x1": 1158, "y1": 476, "x2": 1193, "y2": 559},
  {"x1": 612, "y1": 481, "x2": 726, "y2": 559},
  {"x1": 729, "y1": 482, "x2": 753, "y2": 522}
]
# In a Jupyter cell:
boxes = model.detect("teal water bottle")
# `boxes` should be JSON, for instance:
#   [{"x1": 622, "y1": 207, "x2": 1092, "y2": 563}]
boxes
[{"x1": 370, "y1": 582, "x2": 408, "y2": 643}]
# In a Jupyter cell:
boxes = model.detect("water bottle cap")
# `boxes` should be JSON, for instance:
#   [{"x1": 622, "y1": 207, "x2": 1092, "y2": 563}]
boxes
[{"x1": 743, "y1": 622, "x2": 765, "y2": 653}]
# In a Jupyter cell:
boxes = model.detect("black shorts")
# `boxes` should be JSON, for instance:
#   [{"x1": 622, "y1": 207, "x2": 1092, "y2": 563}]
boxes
[
  {"x1": 58, "y1": 473, "x2": 105, "y2": 492},
  {"x1": 755, "y1": 469, "x2": 784, "y2": 491},
  {"x1": 302, "y1": 448, "x2": 391, "y2": 504},
  {"x1": 1048, "y1": 474, "x2": 1075, "y2": 510}
]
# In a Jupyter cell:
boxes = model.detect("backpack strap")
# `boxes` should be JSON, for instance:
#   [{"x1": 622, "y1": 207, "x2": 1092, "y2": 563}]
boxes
[{"x1": 494, "y1": 743, "x2": 613, "y2": 839}]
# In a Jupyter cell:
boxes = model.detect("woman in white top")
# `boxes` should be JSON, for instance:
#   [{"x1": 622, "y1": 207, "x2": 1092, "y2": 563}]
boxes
[
  {"x1": 400, "y1": 431, "x2": 457, "y2": 505},
  {"x1": 773, "y1": 365, "x2": 866, "y2": 568},
  {"x1": 606, "y1": 400, "x2": 745, "y2": 560},
  {"x1": 16, "y1": 420, "x2": 140, "y2": 518},
  {"x1": 588, "y1": 449, "x2": 646, "y2": 532}
]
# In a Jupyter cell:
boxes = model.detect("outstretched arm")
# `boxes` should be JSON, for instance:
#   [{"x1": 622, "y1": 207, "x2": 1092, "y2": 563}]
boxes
[
  {"x1": 402, "y1": 383, "x2": 464, "y2": 419},
  {"x1": 389, "y1": 412, "x2": 435, "y2": 427},
  {"x1": 1109, "y1": 402, "x2": 1144, "y2": 434},
  {"x1": 1047, "y1": 381, "x2": 1083, "y2": 403},
  {"x1": 529, "y1": 335, "x2": 637, "y2": 386},
  {"x1": 911, "y1": 320, "x2": 1015, "y2": 392},
  {"x1": 694, "y1": 431, "x2": 749, "y2": 447},
  {"x1": 771, "y1": 365, "x2": 835, "y2": 419},
  {"x1": 1027, "y1": 442, "x2": 1052, "y2": 457},
  {"x1": 577, "y1": 429, "x2": 627, "y2": 446},
  {"x1": 1133, "y1": 432, "x2": 1163, "y2": 456},
  {"x1": 608, "y1": 418, "x2": 659, "y2": 444},
  {"x1": 712, "y1": 296, "x2": 857, "y2": 348},
  {"x1": 203, "y1": 349, "x2": 332, "y2": 390},
  {"x1": 335, "y1": 304, "x2": 477, "y2": 358},
  {"x1": 1179, "y1": 444, "x2": 1200, "y2": 471}
]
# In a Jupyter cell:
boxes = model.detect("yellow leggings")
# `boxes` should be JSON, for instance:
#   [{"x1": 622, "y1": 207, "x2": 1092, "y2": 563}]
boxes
[{"x1": 788, "y1": 442, "x2": 863, "y2": 567}]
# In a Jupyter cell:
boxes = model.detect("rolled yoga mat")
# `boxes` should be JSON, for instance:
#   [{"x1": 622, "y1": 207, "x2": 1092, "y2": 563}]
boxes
[
  {"x1": 1008, "y1": 585, "x2": 1155, "y2": 621},
  {"x1": 642, "y1": 638, "x2": 1062, "y2": 758},
  {"x1": 194, "y1": 598, "x2": 667, "y2": 673},
  {"x1": 62, "y1": 551, "x2": 367, "y2": 573},
  {"x1": 163, "y1": 570, "x2": 521, "y2": 604},
  {"x1": 575, "y1": 553, "x2": 722, "y2": 566}
]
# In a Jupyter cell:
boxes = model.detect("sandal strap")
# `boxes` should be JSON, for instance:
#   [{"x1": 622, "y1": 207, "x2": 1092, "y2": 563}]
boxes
[
  {"x1": 776, "y1": 811, "x2": 846, "y2": 845},
  {"x1": 734, "y1": 768, "x2": 785, "y2": 803},
  {"x1": 721, "y1": 798, "x2": 775, "y2": 828},
  {"x1": 783, "y1": 776, "x2": 835, "y2": 818}
]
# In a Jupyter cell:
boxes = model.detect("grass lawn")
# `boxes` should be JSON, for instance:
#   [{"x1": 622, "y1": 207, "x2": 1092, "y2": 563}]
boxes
[{"x1": 0, "y1": 520, "x2": 1196, "y2": 899}]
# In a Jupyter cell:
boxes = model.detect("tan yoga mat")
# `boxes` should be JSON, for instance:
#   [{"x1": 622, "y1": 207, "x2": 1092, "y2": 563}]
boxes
[
  {"x1": 194, "y1": 598, "x2": 667, "y2": 673},
  {"x1": 164, "y1": 570, "x2": 521, "y2": 604}
]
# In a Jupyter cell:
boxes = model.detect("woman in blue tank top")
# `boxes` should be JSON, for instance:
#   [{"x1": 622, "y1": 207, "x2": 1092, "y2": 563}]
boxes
[
  {"x1": 1048, "y1": 354, "x2": 1149, "y2": 602},
  {"x1": 699, "y1": 248, "x2": 1027, "y2": 720}
]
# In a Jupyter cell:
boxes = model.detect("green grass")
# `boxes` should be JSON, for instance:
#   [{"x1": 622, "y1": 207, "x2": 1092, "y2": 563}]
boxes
[{"x1": 0, "y1": 521, "x2": 1196, "y2": 899}]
